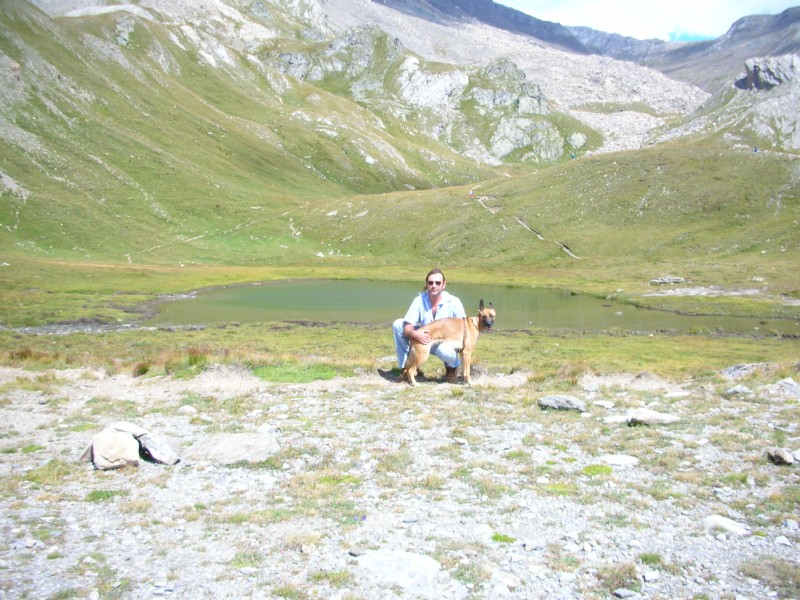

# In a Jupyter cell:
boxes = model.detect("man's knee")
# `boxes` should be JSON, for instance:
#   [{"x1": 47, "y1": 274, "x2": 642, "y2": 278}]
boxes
[{"x1": 433, "y1": 343, "x2": 461, "y2": 368}]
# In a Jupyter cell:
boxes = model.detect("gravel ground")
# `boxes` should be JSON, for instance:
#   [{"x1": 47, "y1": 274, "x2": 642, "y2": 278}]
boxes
[{"x1": 1, "y1": 362, "x2": 798, "y2": 599}]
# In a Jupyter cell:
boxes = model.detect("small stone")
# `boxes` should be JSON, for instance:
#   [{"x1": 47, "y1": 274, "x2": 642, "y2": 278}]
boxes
[
  {"x1": 599, "y1": 454, "x2": 639, "y2": 467},
  {"x1": 604, "y1": 415, "x2": 629, "y2": 424},
  {"x1": 613, "y1": 588, "x2": 639, "y2": 598},
  {"x1": 538, "y1": 395, "x2": 586, "y2": 412},
  {"x1": 627, "y1": 408, "x2": 680, "y2": 426},
  {"x1": 767, "y1": 448, "x2": 795, "y2": 465},
  {"x1": 724, "y1": 384, "x2": 753, "y2": 397},
  {"x1": 704, "y1": 514, "x2": 749, "y2": 536},
  {"x1": 348, "y1": 546, "x2": 366, "y2": 557},
  {"x1": 775, "y1": 535, "x2": 791, "y2": 546},
  {"x1": 643, "y1": 570, "x2": 659, "y2": 582}
]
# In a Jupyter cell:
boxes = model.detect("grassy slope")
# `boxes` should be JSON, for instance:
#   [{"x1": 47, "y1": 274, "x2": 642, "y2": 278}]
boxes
[{"x1": 0, "y1": 4, "x2": 497, "y2": 265}]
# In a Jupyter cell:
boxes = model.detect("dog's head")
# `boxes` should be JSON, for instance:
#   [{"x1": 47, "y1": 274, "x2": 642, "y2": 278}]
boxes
[{"x1": 478, "y1": 298, "x2": 495, "y2": 330}]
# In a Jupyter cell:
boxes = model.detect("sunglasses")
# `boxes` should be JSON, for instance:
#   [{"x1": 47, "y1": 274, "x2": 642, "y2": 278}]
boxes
[{"x1": 427, "y1": 280, "x2": 443, "y2": 286}]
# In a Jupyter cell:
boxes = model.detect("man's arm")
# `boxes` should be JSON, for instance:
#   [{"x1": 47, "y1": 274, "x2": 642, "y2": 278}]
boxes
[{"x1": 403, "y1": 321, "x2": 430, "y2": 344}]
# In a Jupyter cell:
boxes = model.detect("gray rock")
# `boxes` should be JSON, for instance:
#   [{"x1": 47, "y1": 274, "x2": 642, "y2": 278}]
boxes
[
  {"x1": 703, "y1": 514, "x2": 749, "y2": 536},
  {"x1": 775, "y1": 378, "x2": 800, "y2": 399},
  {"x1": 724, "y1": 384, "x2": 753, "y2": 397},
  {"x1": 599, "y1": 454, "x2": 639, "y2": 467},
  {"x1": 88, "y1": 427, "x2": 140, "y2": 470},
  {"x1": 627, "y1": 408, "x2": 680, "y2": 426},
  {"x1": 538, "y1": 395, "x2": 586, "y2": 412},
  {"x1": 721, "y1": 363, "x2": 770, "y2": 380},
  {"x1": 186, "y1": 432, "x2": 280, "y2": 464},
  {"x1": 743, "y1": 54, "x2": 800, "y2": 90},
  {"x1": 650, "y1": 276, "x2": 685, "y2": 285},
  {"x1": 643, "y1": 569, "x2": 660, "y2": 582},
  {"x1": 139, "y1": 432, "x2": 180, "y2": 465},
  {"x1": 767, "y1": 447, "x2": 795, "y2": 465},
  {"x1": 356, "y1": 550, "x2": 442, "y2": 597}
]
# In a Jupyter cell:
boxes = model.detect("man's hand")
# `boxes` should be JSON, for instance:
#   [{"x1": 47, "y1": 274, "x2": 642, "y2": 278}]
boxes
[
  {"x1": 405, "y1": 324, "x2": 431, "y2": 345},
  {"x1": 412, "y1": 328, "x2": 431, "y2": 344}
]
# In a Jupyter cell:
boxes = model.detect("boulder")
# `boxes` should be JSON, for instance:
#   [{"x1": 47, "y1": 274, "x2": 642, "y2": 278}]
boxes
[
  {"x1": 767, "y1": 447, "x2": 795, "y2": 465},
  {"x1": 82, "y1": 421, "x2": 181, "y2": 470},
  {"x1": 356, "y1": 550, "x2": 442, "y2": 597},
  {"x1": 743, "y1": 54, "x2": 800, "y2": 90},
  {"x1": 88, "y1": 427, "x2": 141, "y2": 470},
  {"x1": 626, "y1": 408, "x2": 680, "y2": 426},
  {"x1": 703, "y1": 514, "x2": 749, "y2": 536},
  {"x1": 186, "y1": 431, "x2": 280, "y2": 464},
  {"x1": 599, "y1": 454, "x2": 639, "y2": 467},
  {"x1": 538, "y1": 395, "x2": 586, "y2": 412},
  {"x1": 139, "y1": 432, "x2": 180, "y2": 466}
]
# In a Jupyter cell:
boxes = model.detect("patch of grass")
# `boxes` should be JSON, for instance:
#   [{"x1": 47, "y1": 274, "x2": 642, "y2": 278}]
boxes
[
  {"x1": 546, "y1": 543, "x2": 581, "y2": 571},
  {"x1": 213, "y1": 508, "x2": 297, "y2": 526},
  {"x1": 452, "y1": 560, "x2": 491, "y2": 586},
  {"x1": 85, "y1": 489, "x2": 129, "y2": 502},
  {"x1": 231, "y1": 445, "x2": 321, "y2": 471},
  {"x1": 85, "y1": 396, "x2": 138, "y2": 419},
  {"x1": 310, "y1": 570, "x2": 353, "y2": 588},
  {"x1": 638, "y1": 552, "x2": 663, "y2": 567},
  {"x1": 165, "y1": 347, "x2": 210, "y2": 379},
  {"x1": 472, "y1": 476, "x2": 512, "y2": 499},
  {"x1": 132, "y1": 361, "x2": 151, "y2": 377},
  {"x1": 418, "y1": 473, "x2": 446, "y2": 491},
  {"x1": 23, "y1": 459, "x2": 76, "y2": 486},
  {"x1": 491, "y1": 532, "x2": 516, "y2": 544},
  {"x1": 120, "y1": 498, "x2": 152, "y2": 514},
  {"x1": 19, "y1": 444, "x2": 45, "y2": 453},
  {"x1": 252, "y1": 362, "x2": 351, "y2": 383},
  {"x1": 283, "y1": 467, "x2": 363, "y2": 522},
  {"x1": 740, "y1": 555, "x2": 800, "y2": 598},
  {"x1": 68, "y1": 422, "x2": 97, "y2": 433},
  {"x1": 503, "y1": 449, "x2": 529, "y2": 462},
  {"x1": 582, "y1": 464, "x2": 613, "y2": 477},
  {"x1": 596, "y1": 561, "x2": 640, "y2": 592},
  {"x1": 542, "y1": 482, "x2": 578, "y2": 496},
  {"x1": 375, "y1": 450, "x2": 413, "y2": 474},
  {"x1": 272, "y1": 584, "x2": 307, "y2": 599},
  {"x1": 49, "y1": 588, "x2": 81, "y2": 599},
  {"x1": 229, "y1": 548, "x2": 263, "y2": 569}
]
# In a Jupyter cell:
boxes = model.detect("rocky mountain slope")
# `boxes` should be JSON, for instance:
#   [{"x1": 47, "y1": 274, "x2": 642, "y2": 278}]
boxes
[{"x1": 372, "y1": 0, "x2": 800, "y2": 93}]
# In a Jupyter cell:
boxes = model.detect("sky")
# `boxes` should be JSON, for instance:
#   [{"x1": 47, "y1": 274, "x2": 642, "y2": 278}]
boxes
[{"x1": 493, "y1": 0, "x2": 799, "y2": 41}]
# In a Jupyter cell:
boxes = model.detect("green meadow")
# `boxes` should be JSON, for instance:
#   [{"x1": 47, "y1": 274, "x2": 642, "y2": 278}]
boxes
[{"x1": 0, "y1": 1, "x2": 798, "y2": 380}]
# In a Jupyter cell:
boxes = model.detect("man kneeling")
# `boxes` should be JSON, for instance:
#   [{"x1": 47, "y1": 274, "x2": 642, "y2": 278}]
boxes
[{"x1": 392, "y1": 268, "x2": 465, "y2": 383}]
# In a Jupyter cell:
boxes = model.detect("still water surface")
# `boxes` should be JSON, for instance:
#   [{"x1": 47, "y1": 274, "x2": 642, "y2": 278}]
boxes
[{"x1": 145, "y1": 280, "x2": 798, "y2": 335}]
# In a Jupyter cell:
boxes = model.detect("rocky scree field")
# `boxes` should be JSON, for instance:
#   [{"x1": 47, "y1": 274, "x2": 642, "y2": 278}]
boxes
[{"x1": 0, "y1": 361, "x2": 799, "y2": 599}]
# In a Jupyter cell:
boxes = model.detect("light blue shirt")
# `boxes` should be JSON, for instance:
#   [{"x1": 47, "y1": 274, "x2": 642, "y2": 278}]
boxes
[{"x1": 402, "y1": 290, "x2": 466, "y2": 328}]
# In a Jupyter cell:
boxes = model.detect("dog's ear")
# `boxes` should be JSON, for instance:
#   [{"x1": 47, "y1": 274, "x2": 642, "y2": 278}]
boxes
[
  {"x1": 479, "y1": 298, "x2": 485, "y2": 311},
  {"x1": 489, "y1": 302, "x2": 494, "y2": 309}
]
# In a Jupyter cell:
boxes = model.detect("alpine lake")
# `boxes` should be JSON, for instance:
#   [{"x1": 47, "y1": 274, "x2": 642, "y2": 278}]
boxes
[{"x1": 144, "y1": 279, "x2": 799, "y2": 336}]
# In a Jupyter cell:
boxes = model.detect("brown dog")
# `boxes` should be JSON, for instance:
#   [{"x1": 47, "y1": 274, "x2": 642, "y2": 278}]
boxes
[{"x1": 403, "y1": 299, "x2": 495, "y2": 386}]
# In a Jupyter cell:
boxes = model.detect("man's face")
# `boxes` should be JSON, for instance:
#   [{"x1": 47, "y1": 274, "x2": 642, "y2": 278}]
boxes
[{"x1": 426, "y1": 275, "x2": 445, "y2": 297}]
